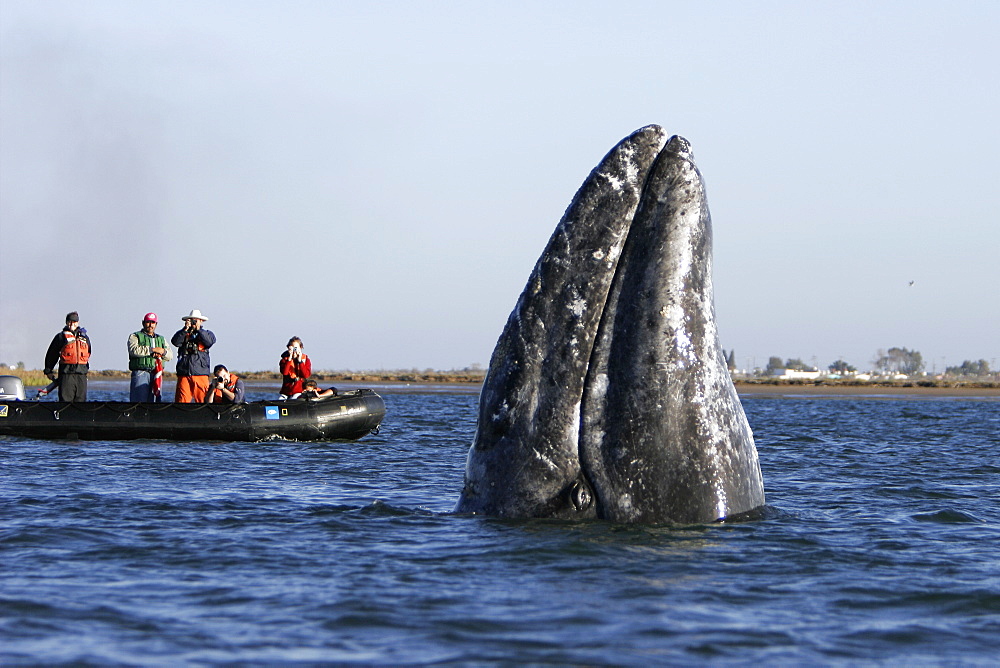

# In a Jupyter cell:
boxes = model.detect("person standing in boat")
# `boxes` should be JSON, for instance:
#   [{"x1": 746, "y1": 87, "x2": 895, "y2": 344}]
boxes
[
  {"x1": 170, "y1": 309, "x2": 216, "y2": 403},
  {"x1": 127, "y1": 312, "x2": 172, "y2": 402},
  {"x1": 43, "y1": 311, "x2": 92, "y2": 401},
  {"x1": 278, "y1": 336, "x2": 312, "y2": 399},
  {"x1": 204, "y1": 365, "x2": 245, "y2": 404}
]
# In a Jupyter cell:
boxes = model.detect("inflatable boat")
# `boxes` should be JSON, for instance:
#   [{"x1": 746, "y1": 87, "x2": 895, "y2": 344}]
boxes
[{"x1": 0, "y1": 376, "x2": 385, "y2": 442}]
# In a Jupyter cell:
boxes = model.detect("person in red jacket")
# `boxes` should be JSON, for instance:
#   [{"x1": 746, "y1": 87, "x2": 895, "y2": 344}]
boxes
[{"x1": 279, "y1": 336, "x2": 312, "y2": 399}]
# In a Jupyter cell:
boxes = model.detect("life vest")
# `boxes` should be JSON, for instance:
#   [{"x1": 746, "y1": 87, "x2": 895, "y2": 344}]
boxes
[
  {"x1": 59, "y1": 330, "x2": 91, "y2": 365},
  {"x1": 130, "y1": 331, "x2": 167, "y2": 371},
  {"x1": 212, "y1": 373, "x2": 241, "y2": 402}
]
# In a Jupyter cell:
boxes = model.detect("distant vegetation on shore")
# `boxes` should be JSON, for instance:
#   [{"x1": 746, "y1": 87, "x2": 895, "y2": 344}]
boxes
[
  {"x1": 734, "y1": 377, "x2": 1000, "y2": 390},
  {"x1": 4, "y1": 369, "x2": 50, "y2": 386},
  {"x1": 4, "y1": 367, "x2": 998, "y2": 390},
  {"x1": 744, "y1": 349, "x2": 997, "y2": 383},
  {"x1": 3, "y1": 368, "x2": 489, "y2": 386}
]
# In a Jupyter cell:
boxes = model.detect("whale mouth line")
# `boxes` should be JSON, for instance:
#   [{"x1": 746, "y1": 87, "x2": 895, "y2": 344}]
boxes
[{"x1": 456, "y1": 125, "x2": 765, "y2": 524}]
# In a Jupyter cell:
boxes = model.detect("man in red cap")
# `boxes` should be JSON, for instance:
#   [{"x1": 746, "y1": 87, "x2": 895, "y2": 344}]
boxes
[{"x1": 127, "y1": 312, "x2": 172, "y2": 402}]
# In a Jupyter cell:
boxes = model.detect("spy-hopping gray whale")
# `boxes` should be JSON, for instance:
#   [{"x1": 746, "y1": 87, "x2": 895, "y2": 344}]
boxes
[{"x1": 454, "y1": 126, "x2": 765, "y2": 524}]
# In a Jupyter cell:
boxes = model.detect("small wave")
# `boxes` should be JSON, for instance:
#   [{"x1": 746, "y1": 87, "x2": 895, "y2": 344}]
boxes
[
  {"x1": 773, "y1": 435, "x2": 826, "y2": 444},
  {"x1": 900, "y1": 409, "x2": 945, "y2": 421},
  {"x1": 911, "y1": 509, "x2": 983, "y2": 524},
  {"x1": 307, "y1": 499, "x2": 435, "y2": 519}
]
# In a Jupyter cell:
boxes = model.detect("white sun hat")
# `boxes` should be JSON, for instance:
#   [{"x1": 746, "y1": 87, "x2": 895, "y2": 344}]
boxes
[{"x1": 182, "y1": 309, "x2": 209, "y2": 321}]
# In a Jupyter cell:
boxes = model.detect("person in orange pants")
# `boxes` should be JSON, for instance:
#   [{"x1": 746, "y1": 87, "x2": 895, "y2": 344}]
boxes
[{"x1": 170, "y1": 309, "x2": 216, "y2": 403}]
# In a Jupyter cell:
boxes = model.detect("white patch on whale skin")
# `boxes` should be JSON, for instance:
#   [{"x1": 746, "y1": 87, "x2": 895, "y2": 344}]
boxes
[
  {"x1": 569, "y1": 401, "x2": 581, "y2": 444},
  {"x1": 601, "y1": 144, "x2": 639, "y2": 192},
  {"x1": 658, "y1": 301, "x2": 696, "y2": 370},
  {"x1": 491, "y1": 399, "x2": 510, "y2": 425},
  {"x1": 532, "y1": 448, "x2": 561, "y2": 473},
  {"x1": 590, "y1": 373, "x2": 609, "y2": 399},
  {"x1": 568, "y1": 297, "x2": 587, "y2": 318},
  {"x1": 624, "y1": 155, "x2": 640, "y2": 185},
  {"x1": 602, "y1": 171, "x2": 625, "y2": 191},
  {"x1": 714, "y1": 481, "x2": 729, "y2": 520}
]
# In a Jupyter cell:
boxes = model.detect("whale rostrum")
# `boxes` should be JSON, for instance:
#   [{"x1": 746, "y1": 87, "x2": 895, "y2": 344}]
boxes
[{"x1": 454, "y1": 126, "x2": 765, "y2": 523}]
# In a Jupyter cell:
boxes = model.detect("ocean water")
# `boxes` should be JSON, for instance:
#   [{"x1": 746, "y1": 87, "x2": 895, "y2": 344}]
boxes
[{"x1": 2, "y1": 384, "x2": 999, "y2": 665}]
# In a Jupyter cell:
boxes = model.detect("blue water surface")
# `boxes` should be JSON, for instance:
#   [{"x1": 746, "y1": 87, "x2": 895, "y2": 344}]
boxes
[{"x1": 2, "y1": 384, "x2": 999, "y2": 665}]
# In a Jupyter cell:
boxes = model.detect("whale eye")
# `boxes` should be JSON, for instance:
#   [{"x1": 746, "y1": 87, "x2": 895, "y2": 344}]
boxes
[{"x1": 571, "y1": 481, "x2": 593, "y2": 512}]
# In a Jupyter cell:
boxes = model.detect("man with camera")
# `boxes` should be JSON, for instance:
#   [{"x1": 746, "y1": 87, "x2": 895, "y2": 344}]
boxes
[
  {"x1": 203, "y1": 365, "x2": 245, "y2": 404},
  {"x1": 170, "y1": 309, "x2": 216, "y2": 403}
]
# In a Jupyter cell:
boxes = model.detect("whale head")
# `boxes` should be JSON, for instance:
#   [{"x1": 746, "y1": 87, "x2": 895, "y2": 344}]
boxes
[{"x1": 454, "y1": 126, "x2": 765, "y2": 524}]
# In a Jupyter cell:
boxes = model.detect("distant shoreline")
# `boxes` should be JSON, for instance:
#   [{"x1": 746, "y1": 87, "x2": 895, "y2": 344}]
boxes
[
  {"x1": 329, "y1": 381, "x2": 1000, "y2": 399},
  {"x1": 8, "y1": 369, "x2": 999, "y2": 398}
]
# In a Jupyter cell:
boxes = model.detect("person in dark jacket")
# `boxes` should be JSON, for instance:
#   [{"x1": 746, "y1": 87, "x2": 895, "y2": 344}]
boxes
[
  {"x1": 43, "y1": 311, "x2": 92, "y2": 401},
  {"x1": 170, "y1": 309, "x2": 216, "y2": 403}
]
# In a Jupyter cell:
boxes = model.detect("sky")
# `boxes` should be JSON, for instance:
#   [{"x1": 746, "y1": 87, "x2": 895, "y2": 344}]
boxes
[{"x1": 1, "y1": 1, "x2": 997, "y2": 375}]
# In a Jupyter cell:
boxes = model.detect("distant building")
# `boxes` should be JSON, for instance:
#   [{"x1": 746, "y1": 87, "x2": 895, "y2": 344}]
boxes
[
  {"x1": 769, "y1": 368, "x2": 823, "y2": 380},
  {"x1": 866, "y1": 373, "x2": 910, "y2": 381}
]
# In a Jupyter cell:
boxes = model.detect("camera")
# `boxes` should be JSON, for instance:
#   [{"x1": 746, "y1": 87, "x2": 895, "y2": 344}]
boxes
[{"x1": 215, "y1": 376, "x2": 226, "y2": 385}]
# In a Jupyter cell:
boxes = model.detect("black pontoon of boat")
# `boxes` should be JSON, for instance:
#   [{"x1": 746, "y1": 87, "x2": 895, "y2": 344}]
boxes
[{"x1": 0, "y1": 376, "x2": 385, "y2": 442}]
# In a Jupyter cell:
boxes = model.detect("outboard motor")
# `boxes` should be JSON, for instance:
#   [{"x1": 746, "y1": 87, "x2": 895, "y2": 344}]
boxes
[{"x1": 0, "y1": 375, "x2": 26, "y2": 401}]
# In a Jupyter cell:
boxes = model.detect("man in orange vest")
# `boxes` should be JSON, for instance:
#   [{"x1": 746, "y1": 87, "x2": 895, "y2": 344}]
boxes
[
  {"x1": 43, "y1": 311, "x2": 92, "y2": 401},
  {"x1": 204, "y1": 365, "x2": 245, "y2": 404}
]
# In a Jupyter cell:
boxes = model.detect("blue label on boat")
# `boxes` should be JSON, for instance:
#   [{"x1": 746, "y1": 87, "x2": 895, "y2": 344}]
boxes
[{"x1": 265, "y1": 406, "x2": 280, "y2": 420}]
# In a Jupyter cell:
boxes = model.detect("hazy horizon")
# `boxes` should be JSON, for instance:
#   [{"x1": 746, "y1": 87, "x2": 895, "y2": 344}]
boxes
[{"x1": 2, "y1": 2, "x2": 997, "y2": 376}]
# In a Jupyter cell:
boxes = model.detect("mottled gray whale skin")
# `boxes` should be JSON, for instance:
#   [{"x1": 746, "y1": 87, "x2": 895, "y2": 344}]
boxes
[{"x1": 455, "y1": 127, "x2": 765, "y2": 524}]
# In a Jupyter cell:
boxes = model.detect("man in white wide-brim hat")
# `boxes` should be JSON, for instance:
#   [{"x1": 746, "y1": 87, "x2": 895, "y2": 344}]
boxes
[{"x1": 170, "y1": 309, "x2": 217, "y2": 403}]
